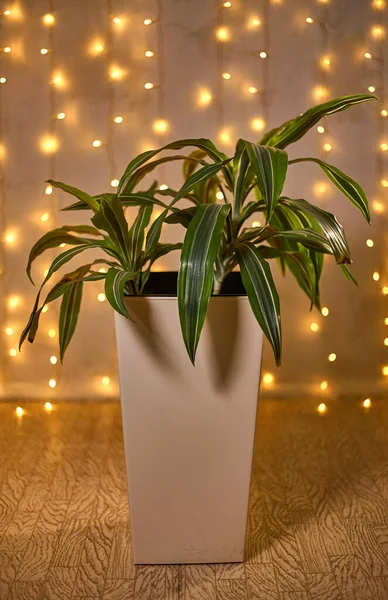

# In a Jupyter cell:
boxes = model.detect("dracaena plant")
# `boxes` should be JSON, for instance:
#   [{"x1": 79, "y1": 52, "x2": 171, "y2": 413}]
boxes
[{"x1": 20, "y1": 93, "x2": 376, "y2": 366}]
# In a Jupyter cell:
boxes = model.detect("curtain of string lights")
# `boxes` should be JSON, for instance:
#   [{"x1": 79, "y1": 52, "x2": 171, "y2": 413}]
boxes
[{"x1": 0, "y1": 0, "x2": 386, "y2": 414}]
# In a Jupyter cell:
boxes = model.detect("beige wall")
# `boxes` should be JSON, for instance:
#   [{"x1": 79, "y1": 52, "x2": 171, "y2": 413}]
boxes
[{"x1": 0, "y1": 0, "x2": 386, "y2": 400}]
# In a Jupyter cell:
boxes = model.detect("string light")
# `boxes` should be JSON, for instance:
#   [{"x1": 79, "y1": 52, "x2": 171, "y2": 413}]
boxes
[
  {"x1": 216, "y1": 191, "x2": 224, "y2": 200},
  {"x1": 40, "y1": 48, "x2": 49, "y2": 55},
  {"x1": 328, "y1": 353, "x2": 337, "y2": 362},
  {"x1": 109, "y1": 65, "x2": 125, "y2": 81},
  {"x1": 383, "y1": 365, "x2": 388, "y2": 376},
  {"x1": 9, "y1": 348, "x2": 17, "y2": 357},
  {"x1": 110, "y1": 179, "x2": 119, "y2": 188},
  {"x1": 216, "y1": 26, "x2": 230, "y2": 42},
  {"x1": 143, "y1": 18, "x2": 154, "y2": 25},
  {"x1": 259, "y1": 51, "x2": 267, "y2": 59},
  {"x1": 48, "y1": 378, "x2": 56, "y2": 388},
  {"x1": 366, "y1": 239, "x2": 374, "y2": 247},
  {"x1": 112, "y1": 16, "x2": 121, "y2": 24},
  {"x1": 317, "y1": 403, "x2": 327, "y2": 414},
  {"x1": 372, "y1": 25, "x2": 385, "y2": 38},
  {"x1": 314, "y1": 182, "x2": 328, "y2": 195},
  {"x1": 4, "y1": 326, "x2": 13, "y2": 335},
  {"x1": 44, "y1": 401, "x2": 53, "y2": 411},
  {"x1": 8, "y1": 295, "x2": 20, "y2": 309},
  {"x1": 48, "y1": 328, "x2": 56, "y2": 338},
  {"x1": 198, "y1": 89, "x2": 212, "y2": 107},
  {"x1": 223, "y1": 1, "x2": 232, "y2": 6},
  {"x1": 218, "y1": 128, "x2": 232, "y2": 145},
  {"x1": 383, "y1": 287, "x2": 388, "y2": 295},
  {"x1": 15, "y1": 406, "x2": 24, "y2": 417},
  {"x1": 306, "y1": 16, "x2": 314, "y2": 24},
  {"x1": 101, "y1": 376, "x2": 110, "y2": 386},
  {"x1": 310, "y1": 322, "x2": 319, "y2": 332},
  {"x1": 373, "y1": 200, "x2": 384, "y2": 213},
  {"x1": 3, "y1": 10, "x2": 11, "y2": 16},
  {"x1": 251, "y1": 118, "x2": 266, "y2": 131},
  {"x1": 4, "y1": 230, "x2": 16, "y2": 246},
  {"x1": 222, "y1": 72, "x2": 231, "y2": 80},
  {"x1": 40, "y1": 212, "x2": 49, "y2": 222},
  {"x1": 323, "y1": 142, "x2": 332, "y2": 152},
  {"x1": 153, "y1": 119, "x2": 169, "y2": 134},
  {"x1": 39, "y1": 134, "x2": 59, "y2": 154},
  {"x1": 381, "y1": 142, "x2": 388, "y2": 151},
  {"x1": 45, "y1": 184, "x2": 53, "y2": 195},
  {"x1": 249, "y1": 17, "x2": 261, "y2": 28},
  {"x1": 368, "y1": 85, "x2": 376, "y2": 93},
  {"x1": 320, "y1": 55, "x2": 331, "y2": 69},
  {"x1": 373, "y1": 0, "x2": 385, "y2": 10},
  {"x1": 317, "y1": 125, "x2": 325, "y2": 133},
  {"x1": 313, "y1": 86, "x2": 329, "y2": 101},
  {"x1": 384, "y1": 337, "x2": 388, "y2": 346},
  {"x1": 363, "y1": 398, "x2": 371, "y2": 408},
  {"x1": 145, "y1": 50, "x2": 154, "y2": 58},
  {"x1": 3, "y1": 46, "x2": 11, "y2": 53},
  {"x1": 159, "y1": 184, "x2": 168, "y2": 191},
  {"x1": 364, "y1": 52, "x2": 373, "y2": 59},
  {"x1": 381, "y1": 109, "x2": 388, "y2": 117},
  {"x1": 92, "y1": 139, "x2": 102, "y2": 148},
  {"x1": 50, "y1": 355, "x2": 57, "y2": 365},
  {"x1": 373, "y1": 271, "x2": 380, "y2": 281},
  {"x1": 320, "y1": 381, "x2": 328, "y2": 391},
  {"x1": 98, "y1": 268, "x2": 107, "y2": 274},
  {"x1": 381, "y1": 179, "x2": 388, "y2": 187},
  {"x1": 248, "y1": 86, "x2": 258, "y2": 94},
  {"x1": 113, "y1": 116, "x2": 123, "y2": 124},
  {"x1": 144, "y1": 82, "x2": 155, "y2": 90},
  {"x1": 252, "y1": 221, "x2": 261, "y2": 228},
  {"x1": 0, "y1": 77, "x2": 6, "y2": 84},
  {"x1": 42, "y1": 13, "x2": 55, "y2": 26},
  {"x1": 89, "y1": 40, "x2": 105, "y2": 56},
  {"x1": 262, "y1": 372, "x2": 274, "y2": 385},
  {"x1": 321, "y1": 306, "x2": 329, "y2": 317},
  {"x1": 42, "y1": 304, "x2": 49, "y2": 313},
  {"x1": 97, "y1": 293, "x2": 106, "y2": 302}
]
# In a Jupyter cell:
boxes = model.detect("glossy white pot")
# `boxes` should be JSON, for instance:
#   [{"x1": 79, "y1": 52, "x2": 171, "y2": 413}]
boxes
[{"x1": 114, "y1": 274, "x2": 263, "y2": 564}]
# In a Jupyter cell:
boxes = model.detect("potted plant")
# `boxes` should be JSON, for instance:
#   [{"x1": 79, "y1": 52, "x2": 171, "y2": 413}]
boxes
[{"x1": 20, "y1": 94, "x2": 375, "y2": 564}]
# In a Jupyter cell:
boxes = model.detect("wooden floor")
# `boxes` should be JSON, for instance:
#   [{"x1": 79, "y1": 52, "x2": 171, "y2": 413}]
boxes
[{"x1": 1, "y1": 397, "x2": 388, "y2": 600}]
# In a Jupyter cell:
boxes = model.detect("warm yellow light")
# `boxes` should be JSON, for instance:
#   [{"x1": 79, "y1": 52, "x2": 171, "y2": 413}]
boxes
[
  {"x1": 317, "y1": 403, "x2": 327, "y2": 414},
  {"x1": 97, "y1": 293, "x2": 106, "y2": 302},
  {"x1": 109, "y1": 65, "x2": 124, "y2": 80},
  {"x1": 153, "y1": 119, "x2": 169, "y2": 134},
  {"x1": 92, "y1": 139, "x2": 102, "y2": 148},
  {"x1": 145, "y1": 50, "x2": 154, "y2": 58},
  {"x1": 314, "y1": 182, "x2": 328, "y2": 195},
  {"x1": 144, "y1": 82, "x2": 154, "y2": 90},
  {"x1": 48, "y1": 329, "x2": 56, "y2": 338},
  {"x1": 42, "y1": 304, "x2": 49, "y2": 313},
  {"x1": 40, "y1": 212, "x2": 49, "y2": 223},
  {"x1": 321, "y1": 55, "x2": 331, "y2": 69},
  {"x1": 3, "y1": 46, "x2": 11, "y2": 53},
  {"x1": 310, "y1": 322, "x2": 319, "y2": 332},
  {"x1": 380, "y1": 143, "x2": 388, "y2": 151},
  {"x1": 3, "y1": 9, "x2": 11, "y2": 16},
  {"x1": 321, "y1": 307, "x2": 329, "y2": 316},
  {"x1": 98, "y1": 268, "x2": 107, "y2": 273},
  {"x1": 4, "y1": 230, "x2": 16, "y2": 246},
  {"x1": 384, "y1": 338, "x2": 388, "y2": 346},
  {"x1": 368, "y1": 85, "x2": 376, "y2": 93},
  {"x1": 363, "y1": 398, "x2": 371, "y2": 408},
  {"x1": 113, "y1": 115, "x2": 123, "y2": 124},
  {"x1": 218, "y1": 128, "x2": 232, "y2": 145},
  {"x1": 317, "y1": 125, "x2": 325, "y2": 133},
  {"x1": 263, "y1": 372, "x2": 274, "y2": 385},
  {"x1": 159, "y1": 184, "x2": 168, "y2": 191},
  {"x1": 5, "y1": 326, "x2": 13, "y2": 335},
  {"x1": 373, "y1": 271, "x2": 380, "y2": 281},
  {"x1": 372, "y1": 25, "x2": 384, "y2": 39},
  {"x1": 259, "y1": 51, "x2": 267, "y2": 58},
  {"x1": 40, "y1": 134, "x2": 59, "y2": 154},
  {"x1": 364, "y1": 52, "x2": 373, "y2": 59},
  {"x1": 113, "y1": 16, "x2": 121, "y2": 24},
  {"x1": 306, "y1": 16, "x2": 314, "y2": 24},
  {"x1": 40, "y1": 48, "x2": 49, "y2": 55},
  {"x1": 111, "y1": 179, "x2": 119, "y2": 188},
  {"x1": 216, "y1": 191, "x2": 224, "y2": 200},
  {"x1": 381, "y1": 109, "x2": 388, "y2": 117},
  {"x1": 45, "y1": 185, "x2": 53, "y2": 196},
  {"x1": 366, "y1": 239, "x2": 374, "y2": 247},
  {"x1": 249, "y1": 17, "x2": 261, "y2": 27},
  {"x1": 143, "y1": 18, "x2": 153, "y2": 25},
  {"x1": 252, "y1": 221, "x2": 261, "y2": 228},
  {"x1": 9, "y1": 348, "x2": 17, "y2": 357},
  {"x1": 0, "y1": 77, "x2": 6, "y2": 84},
  {"x1": 45, "y1": 401, "x2": 53, "y2": 411},
  {"x1": 223, "y1": 1, "x2": 232, "y2": 6},
  {"x1": 313, "y1": 86, "x2": 329, "y2": 102},
  {"x1": 48, "y1": 378, "x2": 56, "y2": 388},
  {"x1": 383, "y1": 287, "x2": 388, "y2": 295},
  {"x1": 216, "y1": 27, "x2": 230, "y2": 41},
  {"x1": 381, "y1": 179, "x2": 388, "y2": 188},
  {"x1": 43, "y1": 13, "x2": 55, "y2": 26},
  {"x1": 383, "y1": 365, "x2": 388, "y2": 376},
  {"x1": 15, "y1": 406, "x2": 23, "y2": 416},
  {"x1": 373, "y1": 0, "x2": 385, "y2": 7},
  {"x1": 89, "y1": 40, "x2": 105, "y2": 55},
  {"x1": 222, "y1": 72, "x2": 231, "y2": 80},
  {"x1": 323, "y1": 143, "x2": 332, "y2": 152},
  {"x1": 50, "y1": 355, "x2": 57, "y2": 365},
  {"x1": 8, "y1": 295, "x2": 20, "y2": 309},
  {"x1": 320, "y1": 381, "x2": 328, "y2": 391},
  {"x1": 248, "y1": 86, "x2": 258, "y2": 94},
  {"x1": 59, "y1": 243, "x2": 66, "y2": 248},
  {"x1": 373, "y1": 200, "x2": 384, "y2": 213},
  {"x1": 102, "y1": 376, "x2": 110, "y2": 386},
  {"x1": 328, "y1": 353, "x2": 337, "y2": 362},
  {"x1": 251, "y1": 118, "x2": 266, "y2": 131},
  {"x1": 198, "y1": 89, "x2": 212, "y2": 107}
]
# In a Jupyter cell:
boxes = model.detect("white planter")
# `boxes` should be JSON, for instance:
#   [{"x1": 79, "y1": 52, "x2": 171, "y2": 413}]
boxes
[{"x1": 115, "y1": 281, "x2": 263, "y2": 565}]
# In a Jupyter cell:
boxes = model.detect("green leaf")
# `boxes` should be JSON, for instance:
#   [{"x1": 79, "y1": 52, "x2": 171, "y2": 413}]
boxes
[
  {"x1": 46, "y1": 180, "x2": 99, "y2": 211},
  {"x1": 268, "y1": 228, "x2": 333, "y2": 255},
  {"x1": 92, "y1": 196, "x2": 131, "y2": 268},
  {"x1": 165, "y1": 207, "x2": 197, "y2": 228},
  {"x1": 178, "y1": 203, "x2": 231, "y2": 364},
  {"x1": 183, "y1": 149, "x2": 208, "y2": 179},
  {"x1": 233, "y1": 140, "x2": 251, "y2": 219},
  {"x1": 242, "y1": 142, "x2": 288, "y2": 220},
  {"x1": 235, "y1": 242, "x2": 282, "y2": 366},
  {"x1": 145, "y1": 209, "x2": 168, "y2": 257},
  {"x1": 340, "y1": 264, "x2": 358, "y2": 285},
  {"x1": 260, "y1": 94, "x2": 377, "y2": 149},
  {"x1": 173, "y1": 161, "x2": 230, "y2": 208},
  {"x1": 280, "y1": 197, "x2": 351, "y2": 263},
  {"x1": 149, "y1": 242, "x2": 182, "y2": 264},
  {"x1": 289, "y1": 158, "x2": 370, "y2": 223},
  {"x1": 59, "y1": 274, "x2": 86, "y2": 362},
  {"x1": 104, "y1": 267, "x2": 134, "y2": 318},
  {"x1": 284, "y1": 252, "x2": 319, "y2": 309},
  {"x1": 128, "y1": 205, "x2": 153, "y2": 267}
]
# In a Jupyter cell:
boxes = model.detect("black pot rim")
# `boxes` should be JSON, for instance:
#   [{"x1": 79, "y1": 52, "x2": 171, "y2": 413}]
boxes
[{"x1": 125, "y1": 271, "x2": 246, "y2": 297}]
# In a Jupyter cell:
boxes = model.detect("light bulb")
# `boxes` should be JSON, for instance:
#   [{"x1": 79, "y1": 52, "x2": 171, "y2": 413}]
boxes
[
  {"x1": 216, "y1": 26, "x2": 230, "y2": 41},
  {"x1": 317, "y1": 125, "x2": 325, "y2": 133},
  {"x1": 363, "y1": 398, "x2": 371, "y2": 408},
  {"x1": 314, "y1": 182, "x2": 328, "y2": 195},
  {"x1": 383, "y1": 365, "x2": 388, "y2": 376},
  {"x1": 5, "y1": 326, "x2": 13, "y2": 335},
  {"x1": 381, "y1": 179, "x2": 388, "y2": 188},
  {"x1": 248, "y1": 86, "x2": 258, "y2": 94},
  {"x1": 366, "y1": 239, "x2": 374, "y2": 247},
  {"x1": 45, "y1": 401, "x2": 53, "y2": 411},
  {"x1": 321, "y1": 307, "x2": 329, "y2": 316},
  {"x1": 50, "y1": 355, "x2": 57, "y2": 365},
  {"x1": 381, "y1": 109, "x2": 388, "y2": 117},
  {"x1": 252, "y1": 221, "x2": 261, "y2": 228},
  {"x1": 198, "y1": 89, "x2": 212, "y2": 107},
  {"x1": 144, "y1": 82, "x2": 154, "y2": 89},
  {"x1": 111, "y1": 179, "x2": 119, "y2": 188},
  {"x1": 101, "y1": 376, "x2": 110, "y2": 386},
  {"x1": 98, "y1": 268, "x2": 107, "y2": 273},
  {"x1": 92, "y1": 139, "x2": 102, "y2": 148},
  {"x1": 259, "y1": 51, "x2": 267, "y2": 58},
  {"x1": 328, "y1": 353, "x2": 337, "y2": 362},
  {"x1": 3, "y1": 46, "x2": 11, "y2": 53},
  {"x1": 305, "y1": 16, "x2": 314, "y2": 24},
  {"x1": 384, "y1": 338, "x2": 388, "y2": 346},
  {"x1": 90, "y1": 41, "x2": 105, "y2": 55},
  {"x1": 223, "y1": 1, "x2": 232, "y2": 6},
  {"x1": 109, "y1": 66, "x2": 124, "y2": 80},
  {"x1": 41, "y1": 212, "x2": 49, "y2": 223},
  {"x1": 317, "y1": 403, "x2": 327, "y2": 414},
  {"x1": 48, "y1": 329, "x2": 56, "y2": 338},
  {"x1": 59, "y1": 243, "x2": 66, "y2": 248},
  {"x1": 215, "y1": 191, "x2": 224, "y2": 200},
  {"x1": 381, "y1": 143, "x2": 388, "y2": 151},
  {"x1": 153, "y1": 119, "x2": 169, "y2": 134},
  {"x1": 373, "y1": 271, "x2": 380, "y2": 281},
  {"x1": 113, "y1": 16, "x2": 121, "y2": 24},
  {"x1": 48, "y1": 379, "x2": 56, "y2": 388},
  {"x1": 42, "y1": 304, "x2": 49, "y2": 313},
  {"x1": 45, "y1": 185, "x2": 53, "y2": 196},
  {"x1": 310, "y1": 322, "x2": 319, "y2": 332},
  {"x1": 113, "y1": 116, "x2": 123, "y2": 124},
  {"x1": 159, "y1": 184, "x2": 168, "y2": 191},
  {"x1": 40, "y1": 134, "x2": 59, "y2": 154},
  {"x1": 218, "y1": 128, "x2": 232, "y2": 145},
  {"x1": 4, "y1": 230, "x2": 16, "y2": 246},
  {"x1": 373, "y1": 0, "x2": 385, "y2": 8},
  {"x1": 143, "y1": 18, "x2": 153, "y2": 25},
  {"x1": 250, "y1": 118, "x2": 265, "y2": 132},
  {"x1": 43, "y1": 13, "x2": 55, "y2": 26},
  {"x1": 323, "y1": 143, "x2": 332, "y2": 152},
  {"x1": 145, "y1": 50, "x2": 154, "y2": 58},
  {"x1": 3, "y1": 9, "x2": 11, "y2": 16},
  {"x1": 8, "y1": 295, "x2": 20, "y2": 309},
  {"x1": 383, "y1": 287, "x2": 388, "y2": 295},
  {"x1": 0, "y1": 77, "x2": 6, "y2": 84},
  {"x1": 249, "y1": 17, "x2": 261, "y2": 27},
  {"x1": 40, "y1": 48, "x2": 49, "y2": 55},
  {"x1": 15, "y1": 406, "x2": 24, "y2": 416},
  {"x1": 313, "y1": 86, "x2": 329, "y2": 101},
  {"x1": 364, "y1": 52, "x2": 372, "y2": 59},
  {"x1": 97, "y1": 293, "x2": 106, "y2": 302},
  {"x1": 372, "y1": 25, "x2": 384, "y2": 39},
  {"x1": 222, "y1": 72, "x2": 231, "y2": 80},
  {"x1": 321, "y1": 56, "x2": 331, "y2": 69},
  {"x1": 9, "y1": 348, "x2": 17, "y2": 357},
  {"x1": 373, "y1": 200, "x2": 384, "y2": 213},
  {"x1": 262, "y1": 372, "x2": 274, "y2": 385},
  {"x1": 368, "y1": 86, "x2": 376, "y2": 93},
  {"x1": 320, "y1": 381, "x2": 328, "y2": 391}
]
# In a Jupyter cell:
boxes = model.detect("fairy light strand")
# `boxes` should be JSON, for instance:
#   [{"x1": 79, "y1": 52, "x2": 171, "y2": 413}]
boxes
[
  {"x1": 0, "y1": 11, "x2": 8, "y2": 386},
  {"x1": 216, "y1": 0, "x2": 226, "y2": 136},
  {"x1": 106, "y1": 0, "x2": 117, "y2": 184}
]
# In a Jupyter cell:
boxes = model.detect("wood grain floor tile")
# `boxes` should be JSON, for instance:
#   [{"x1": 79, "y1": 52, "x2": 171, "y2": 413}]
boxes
[
  {"x1": 306, "y1": 573, "x2": 342, "y2": 600},
  {"x1": 41, "y1": 566, "x2": 77, "y2": 599},
  {"x1": 165, "y1": 565, "x2": 183, "y2": 600},
  {"x1": 215, "y1": 579, "x2": 247, "y2": 599},
  {"x1": 107, "y1": 520, "x2": 133, "y2": 579},
  {"x1": 184, "y1": 565, "x2": 216, "y2": 600},
  {"x1": 52, "y1": 517, "x2": 89, "y2": 567},
  {"x1": 343, "y1": 518, "x2": 388, "y2": 577},
  {"x1": 133, "y1": 565, "x2": 167, "y2": 600},
  {"x1": 103, "y1": 579, "x2": 135, "y2": 600},
  {"x1": 331, "y1": 555, "x2": 375, "y2": 600},
  {"x1": 245, "y1": 563, "x2": 279, "y2": 600}
]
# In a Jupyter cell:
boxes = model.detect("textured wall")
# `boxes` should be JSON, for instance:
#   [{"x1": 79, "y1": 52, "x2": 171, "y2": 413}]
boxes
[{"x1": 0, "y1": 0, "x2": 387, "y2": 400}]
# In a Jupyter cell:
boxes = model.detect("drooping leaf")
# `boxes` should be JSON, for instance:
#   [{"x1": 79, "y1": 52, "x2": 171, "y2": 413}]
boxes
[
  {"x1": 127, "y1": 204, "x2": 152, "y2": 267},
  {"x1": 172, "y1": 161, "x2": 231, "y2": 208},
  {"x1": 104, "y1": 267, "x2": 134, "y2": 318},
  {"x1": 148, "y1": 242, "x2": 182, "y2": 264},
  {"x1": 165, "y1": 207, "x2": 197, "y2": 228},
  {"x1": 242, "y1": 142, "x2": 288, "y2": 220},
  {"x1": 267, "y1": 228, "x2": 334, "y2": 256},
  {"x1": 284, "y1": 251, "x2": 319, "y2": 309},
  {"x1": 178, "y1": 203, "x2": 231, "y2": 364},
  {"x1": 235, "y1": 242, "x2": 282, "y2": 365},
  {"x1": 233, "y1": 140, "x2": 251, "y2": 219},
  {"x1": 340, "y1": 264, "x2": 358, "y2": 285},
  {"x1": 260, "y1": 94, "x2": 377, "y2": 149},
  {"x1": 46, "y1": 180, "x2": 99, "y2": 211},
  {"x1": 59, "y1": 273, "x2": 86, "y2": 362},
  {"x1": 289, "y1": 158, "x2": 370, "y2": 223},
  {"x1": 183, "y1": 149, "x2": 208, "y2": 179},
  {"x1": 145, "y1": 209, "x2": 168, "y2": 257},
  {"x1": 92, "y1": 196, "x2": 131, "y2": 268}
]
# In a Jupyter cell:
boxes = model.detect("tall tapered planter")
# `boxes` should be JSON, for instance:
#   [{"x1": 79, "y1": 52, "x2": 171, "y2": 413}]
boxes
[{"x1": 114, "y1": 273, "x2": 263, "y2": 564}]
